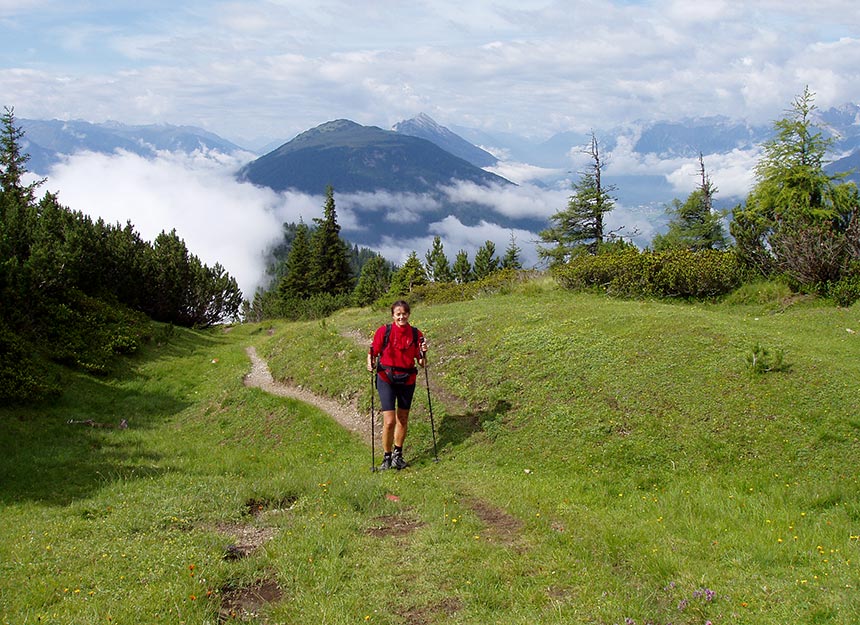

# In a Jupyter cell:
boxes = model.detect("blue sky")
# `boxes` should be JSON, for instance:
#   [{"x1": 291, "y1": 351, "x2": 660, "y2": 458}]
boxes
[
  {"x1": 3, "y1": 0, "x2": 859, "y2": 147},
  {"x1": 3, "y1": 1, "x2": 860, "y2": 295}
]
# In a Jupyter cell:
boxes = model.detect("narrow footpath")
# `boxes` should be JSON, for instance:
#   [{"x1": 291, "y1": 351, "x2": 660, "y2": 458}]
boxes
[{"x1": 242, "y1": 346, "x2": 376, "y2": 445}]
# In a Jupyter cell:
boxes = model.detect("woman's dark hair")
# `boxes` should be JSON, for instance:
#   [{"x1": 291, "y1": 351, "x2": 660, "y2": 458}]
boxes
[{"x1": 390, "y1": 300, "x2": 411, "y2": 314}]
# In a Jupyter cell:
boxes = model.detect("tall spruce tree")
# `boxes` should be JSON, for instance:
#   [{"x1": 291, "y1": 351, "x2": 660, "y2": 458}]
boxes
[
  {"x1": 472, "y1": 240, "x2": 500, "y2": 280},
  {"x1": 424, "y1": 235, "x2": 454, "y2": 282},
  {"x1": 278, "y1": 220, "x2": 312, "y2": 300},
  {"x1": 452, "y1": 249, "x2": 473, "y2": 283},
  {"x1": 309, "y1": 186, "x2": 353, "y2": 295},
  {"x1": 1, "y1": 106, "x2": 42, "y2": 205}
]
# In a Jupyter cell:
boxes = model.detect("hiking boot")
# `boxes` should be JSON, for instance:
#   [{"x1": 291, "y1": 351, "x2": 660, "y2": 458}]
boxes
[
  {"x1": 379, "y1": 455, "x2": 393, "y2": 471},
  {"x1": 391, "y1": 450, "x2": 408, "y2": 470}
]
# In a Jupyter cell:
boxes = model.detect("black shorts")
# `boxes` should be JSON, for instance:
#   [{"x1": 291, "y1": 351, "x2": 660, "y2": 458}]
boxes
[{"x1": 376, "y1": 375, "x2": 416, "y2": 411}]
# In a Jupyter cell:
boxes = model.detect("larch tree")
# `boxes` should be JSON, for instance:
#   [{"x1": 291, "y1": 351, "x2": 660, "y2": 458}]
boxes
[
  {"x1": 539, "y1": 132, "x2": 617, "y2": 264},
  {"x1": 652, "y1": 153, "x2": 728, "y2": 251},
  {"x1": 730, "y1": 87, "x2": 860, "y2": 285}
]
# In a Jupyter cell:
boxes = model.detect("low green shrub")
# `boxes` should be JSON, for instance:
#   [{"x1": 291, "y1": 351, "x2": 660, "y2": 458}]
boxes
[
  {"x1": 279, "y1": 292, "x2": 353, "y2": 320},
  {"x1": 381, "y1": 269, "x2": 536, "y2": 307},
  {"x1": 553, "y1": 248, "x2": 744, "y2": 299},
  {"x1": 0, "y1": 321, "x2": 61, "y2": 403},
  {"x1": 37, "y1": 292, "x2": 149, "y2": 374},
  {"x1": 828, "y1": 263, "x2": 860, "y2": 307},
  {"x1": 650, "y1": 248, "x2": 745, "y2": 297}
]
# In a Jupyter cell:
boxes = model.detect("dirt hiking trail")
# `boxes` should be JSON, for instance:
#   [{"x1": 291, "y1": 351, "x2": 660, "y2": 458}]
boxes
[{"x1": 242, "y1": 346, "x2": 376, "y2": 445}]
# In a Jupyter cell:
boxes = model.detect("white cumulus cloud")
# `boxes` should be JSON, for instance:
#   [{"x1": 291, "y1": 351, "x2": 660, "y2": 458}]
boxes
[{"x1": 43, "y1": 149, "x2": 321, "y2": 298}]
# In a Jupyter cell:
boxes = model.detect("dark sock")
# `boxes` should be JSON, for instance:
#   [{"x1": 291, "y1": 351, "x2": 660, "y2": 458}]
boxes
[
  {"x1": 384, "y1": 451, "x2": 392, "y2": 458},
  {"x1": 393, "y1": 445, "x2": 403, "y2": 455}
]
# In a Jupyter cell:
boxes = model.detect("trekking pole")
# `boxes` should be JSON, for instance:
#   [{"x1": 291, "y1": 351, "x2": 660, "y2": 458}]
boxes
[
  {"x1": 370, "y1": 367, "x2": 377, "y2": 472},
  {"x1": 421, "y1": 348, "x2": 439, "y2": 462}
]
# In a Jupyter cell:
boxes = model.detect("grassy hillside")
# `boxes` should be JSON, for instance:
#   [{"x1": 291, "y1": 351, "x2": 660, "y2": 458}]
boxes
[{"x1": 2, "y1": 281, "x2": 859, "y2": 624}]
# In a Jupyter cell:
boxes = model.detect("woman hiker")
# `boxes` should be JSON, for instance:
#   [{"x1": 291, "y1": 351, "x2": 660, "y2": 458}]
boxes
[{"x1": 366, "y1": 300, "x2": 426, "y2": 470}]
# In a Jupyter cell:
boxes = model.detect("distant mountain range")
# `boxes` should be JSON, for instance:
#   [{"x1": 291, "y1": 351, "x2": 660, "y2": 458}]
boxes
[
  {"x1": 22, "y1": 107, "x2": 860, "y2": 188},
  {"x1": 237, "y1": 119, "x2": 534, "y2": 245},
  {"x1": 19, "y1": 118, "x2": 245, "y2": 175},
  {"x1": 18, "y1": 106, "x2": 860, "y2": 254}
]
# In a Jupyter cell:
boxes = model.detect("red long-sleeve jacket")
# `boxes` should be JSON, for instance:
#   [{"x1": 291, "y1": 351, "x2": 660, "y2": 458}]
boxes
[{"x1": 370, "y1": 323, "x2": 424, "y2": 385}]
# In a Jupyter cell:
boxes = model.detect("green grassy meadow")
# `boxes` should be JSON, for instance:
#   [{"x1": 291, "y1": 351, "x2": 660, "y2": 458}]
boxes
[{"x1": 2, "y1": 280, "x2": 859, "y2": 624}]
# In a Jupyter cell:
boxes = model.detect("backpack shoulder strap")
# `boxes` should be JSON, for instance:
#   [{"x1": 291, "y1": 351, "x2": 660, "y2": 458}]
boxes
[{"x1": 381, "y1": 323, "x2": 393, "y2": 351}]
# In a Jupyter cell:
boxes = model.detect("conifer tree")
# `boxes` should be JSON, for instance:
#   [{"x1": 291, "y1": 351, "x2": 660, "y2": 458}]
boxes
[
  {"x1": 309, "y1": 186, "x2": 353, "y2": 295},
  {"x1": 731, "y1": 87, "x2": 860, "y2": 283},
  {"x1": 424, "y1": 235, "x2": 454, "y2": 282},
  {"x1": 652, "y1": 154, "x2": 728, "y2": 252},
  {"x1": 278, "y1": 220, "x2": 312, "y2": 300},
  {"x1": 501, "y1": 231, "x2": 523, "y2": 269},
  {"x1": 353, "y1": 254, "x2": 391, "y2": 306},
  {"x1": 149, "y1": 229, "x2": 195, "y2": 324},
  {"x1": 473, "y1": 240, "x2": 500, "y2": 280},
  {"x1": 539, "y1": 133, "x2": 616, "y2": 263},
  {"x1": 0, "y1": 106, "x2": 43, "y2": 205},
  {"x1": 452, "y1": 249, "x2": 473, "y2": 283},
  {"x1": 388, "y1": 251, "x2": 427, "y2": 295}
]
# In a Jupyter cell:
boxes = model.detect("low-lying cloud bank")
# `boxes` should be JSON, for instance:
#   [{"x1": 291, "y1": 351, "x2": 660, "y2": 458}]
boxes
[
  {"x1": 44, "y1": 149, "x2": 310, "y2": 298},
  {"x1": 37, "y1": 142, "x2": 746, "y2": 299},
  {"x1": 38, "y1": 149, "x2": 569, "y2": 296}
]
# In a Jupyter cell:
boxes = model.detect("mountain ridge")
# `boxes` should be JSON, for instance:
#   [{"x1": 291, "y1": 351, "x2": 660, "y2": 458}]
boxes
[
  {"x1": 392, "y1": 113, "x2": 498, "y2": 167},
  {"x1": 19, "y1": 118, "x2": 246, "y2": 175},
  {"x1": 237, "y1": 119, "x2": 512, "y2": 195}
]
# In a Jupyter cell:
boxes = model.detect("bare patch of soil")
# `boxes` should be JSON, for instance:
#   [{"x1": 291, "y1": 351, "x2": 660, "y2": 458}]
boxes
[
  {"x1": 365, "y1": 514, "x2": 426, "y2": 538},
  {"x1": 244, "y1": 495, "x2": 298, "y2": 517},
  {"x1": 395, "y1": 597, "x2": 463, "y2": 625},
  {"x1": 547, "y1": 585, "x2": 575, "y2": 602},
  {"x1": 465, "y1": 498, "x2": 523, "y2": 545},
  {"x1": 219, "y1": 578, "x2": 283, "y2": 622},
  {"x1": 216, "y1": 523, "x2": 277, "y2": 561},
  {"x1": 212, "y1": 496, "x2": 297, "y2": 560}
]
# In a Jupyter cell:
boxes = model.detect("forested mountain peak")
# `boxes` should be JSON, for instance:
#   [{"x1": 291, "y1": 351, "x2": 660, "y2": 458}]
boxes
[{"x1": 238, "y1": 119, "x2": 511, "y2": 195}]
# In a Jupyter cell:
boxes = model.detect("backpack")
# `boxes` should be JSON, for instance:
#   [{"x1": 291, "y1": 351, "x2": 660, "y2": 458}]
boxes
[{"x1": 377, "y1": 323, "x2": 421, "y2": 384}]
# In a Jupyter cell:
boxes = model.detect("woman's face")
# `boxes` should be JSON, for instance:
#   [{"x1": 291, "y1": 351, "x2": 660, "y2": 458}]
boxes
[{"x1": 392, "y1": 305, "x2": 410, "y2": 327}]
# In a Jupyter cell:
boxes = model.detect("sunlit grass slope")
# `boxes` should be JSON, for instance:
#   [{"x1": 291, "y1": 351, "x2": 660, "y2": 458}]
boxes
[{"x1": 1, "y1": 282, "x2": 859, "y2": 624}]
